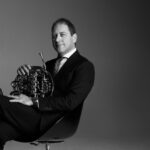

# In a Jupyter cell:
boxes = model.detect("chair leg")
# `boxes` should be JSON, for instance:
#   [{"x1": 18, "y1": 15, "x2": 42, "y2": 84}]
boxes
[{"x1": 45, "y1": 143, "x2": 51, "y2": 150}]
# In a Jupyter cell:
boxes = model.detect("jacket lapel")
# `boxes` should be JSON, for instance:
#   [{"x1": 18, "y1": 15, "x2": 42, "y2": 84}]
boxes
[{"x1": 54, "y1": 51, "x2": 80, "y2": 77}]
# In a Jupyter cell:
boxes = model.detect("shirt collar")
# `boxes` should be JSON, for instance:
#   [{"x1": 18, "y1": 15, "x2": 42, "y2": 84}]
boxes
[{"x1": 62, "y1": 48, "x2": 77, "y2": 59}]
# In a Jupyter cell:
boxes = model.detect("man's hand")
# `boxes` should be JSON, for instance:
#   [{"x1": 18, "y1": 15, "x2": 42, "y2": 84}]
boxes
[
  {"x1": 17, "y1": 64, "x2": 31, "y2": 75},
  {"x1": 9, "y1": 94, "x2": 33, "y2": 106}
]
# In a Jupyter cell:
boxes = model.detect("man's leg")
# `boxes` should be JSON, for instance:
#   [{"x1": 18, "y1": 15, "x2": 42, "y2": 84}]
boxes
[
  {"x1": 0, "y1": 94, "x2": 64, "y2": 148},
  {"x1": 0, "y1": 95, "x2": 42, "y2": 141},
  {"x1": 0, "y1": 121, "x2": 21, "y2": 149}
]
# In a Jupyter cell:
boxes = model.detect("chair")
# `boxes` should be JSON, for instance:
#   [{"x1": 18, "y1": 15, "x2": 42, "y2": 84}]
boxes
[
  {"x1": 34, "y1": 103, "x2": 83, "y2": 150},
  {"x1": 17, "y1": 103, "x2": 83, "y2": 150}
]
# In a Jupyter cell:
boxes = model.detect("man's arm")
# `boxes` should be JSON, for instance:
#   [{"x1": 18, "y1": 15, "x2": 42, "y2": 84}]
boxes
[{"x1": 38, "y1": 61, "x2": 95, "y2": 112}]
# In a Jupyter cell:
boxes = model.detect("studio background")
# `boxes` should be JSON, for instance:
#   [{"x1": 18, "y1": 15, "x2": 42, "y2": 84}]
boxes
[{"x1": 0, "y1": 0, "x2": 150, "y2": 149}]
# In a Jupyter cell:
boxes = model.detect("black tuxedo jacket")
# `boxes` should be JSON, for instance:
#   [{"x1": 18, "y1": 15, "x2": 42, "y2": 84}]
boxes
[
  {"x1": 0, "y1": 51, "x2": 95, "y2": 142},
  {"x1": 38, "y1": 51, "x2": 95, "y2": 112}
]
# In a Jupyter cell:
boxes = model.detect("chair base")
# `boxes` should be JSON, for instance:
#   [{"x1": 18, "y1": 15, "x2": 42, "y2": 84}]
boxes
[
  {"x1": 45, "y1": 143, "x2": 50, "y2": 150},
  {"x1": 30, "y1": 140, "x2": 64, "y2": 150}
]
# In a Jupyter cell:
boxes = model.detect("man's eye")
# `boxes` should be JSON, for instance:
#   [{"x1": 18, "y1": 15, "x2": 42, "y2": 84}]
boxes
[{"x1": 60, "y1": 33, "x2": 66, "y2": 37}]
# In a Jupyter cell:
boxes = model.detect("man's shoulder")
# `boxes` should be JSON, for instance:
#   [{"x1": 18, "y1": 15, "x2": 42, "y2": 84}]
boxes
[
  {"x1": 68, "y1": 51, "x2": 94, "y2": 72},
  {"x1": 76, "y1": 52, "x2": 94, "y2": 67}
]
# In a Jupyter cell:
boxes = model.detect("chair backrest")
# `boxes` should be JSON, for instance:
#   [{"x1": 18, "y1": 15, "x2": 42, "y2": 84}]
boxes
[{"x1": 37, "y1": 103, "x2": 83, "y2": 142}]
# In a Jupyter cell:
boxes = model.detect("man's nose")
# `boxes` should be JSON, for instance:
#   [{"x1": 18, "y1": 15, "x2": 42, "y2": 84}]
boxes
[{"x1": 56, "y1": 35, "x2": 61, "y2": 42}]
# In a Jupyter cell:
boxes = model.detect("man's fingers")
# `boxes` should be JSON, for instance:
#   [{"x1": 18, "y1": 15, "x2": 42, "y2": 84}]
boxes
[
  {"x1": 21, "y1": 65, "x2": 29, "y2": 75},
  {"x1": 9, "y1": 99, "x2": 20, "y2": 102},
  {"x1": 24, "y1": 65, "x2": 31, "y2": 74},
  {"x1": 9, "y1": 95, "x2": 19, "y2": 99},
  {"x1": 26, "y1": 64, "x2": 31, "y2": 70},
  {"x1": 17, "y1": 64, "x2": 31, "y2": 75},
  {"x1": 17, "y1": 69, "x2": 22, "y2": 75},
  {"x1": 17, "y1": 66, "x2": 26, "y2": 75},
  {"x1": 9, "y1": 95, "x2": 21, "y2": 102}
]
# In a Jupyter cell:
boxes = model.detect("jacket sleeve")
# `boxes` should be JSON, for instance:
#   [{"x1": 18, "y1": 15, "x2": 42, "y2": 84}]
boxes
[{"x1": 38, "y1": 61, "x2": 95, "y2": 112}]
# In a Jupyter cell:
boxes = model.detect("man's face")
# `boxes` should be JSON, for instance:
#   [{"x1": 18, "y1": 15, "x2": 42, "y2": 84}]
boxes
[{"x1": 52, "y1": 23, "x2": 77, "y2": 56}]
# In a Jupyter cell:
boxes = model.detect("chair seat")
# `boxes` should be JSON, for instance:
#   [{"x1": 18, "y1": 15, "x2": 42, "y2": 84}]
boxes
[
  {"x1": 36, "y1": 103, "x2": 83, "y2": 143},
  {"x1": 15, "y1": 103, "x2": 83, "y2": 149}
]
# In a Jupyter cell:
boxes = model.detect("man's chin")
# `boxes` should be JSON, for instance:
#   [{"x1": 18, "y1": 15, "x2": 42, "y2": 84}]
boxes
[{"x1": 56, "y1": 48, "x2": 66, "y2": 54}]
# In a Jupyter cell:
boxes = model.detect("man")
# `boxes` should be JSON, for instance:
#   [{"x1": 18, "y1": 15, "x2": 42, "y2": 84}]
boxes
[{"x1": 0, "y1": 18, "x2": 95, "y2": 149}]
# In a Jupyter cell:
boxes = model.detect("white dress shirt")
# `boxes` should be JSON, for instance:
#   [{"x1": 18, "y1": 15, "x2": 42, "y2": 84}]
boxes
[{"x1": 55, "y1": 48, "x2": 77, "y2": 73}]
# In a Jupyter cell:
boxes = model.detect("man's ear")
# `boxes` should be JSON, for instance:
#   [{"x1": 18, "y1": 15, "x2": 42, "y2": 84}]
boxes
[{"x1": 73, "y1": 33, "x2": 77, "y2": 43}]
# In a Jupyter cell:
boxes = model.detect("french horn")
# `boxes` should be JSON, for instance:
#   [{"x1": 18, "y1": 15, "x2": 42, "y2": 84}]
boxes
[{"x1": 10, "y1": 52, "x2": 54, "y2": 98}]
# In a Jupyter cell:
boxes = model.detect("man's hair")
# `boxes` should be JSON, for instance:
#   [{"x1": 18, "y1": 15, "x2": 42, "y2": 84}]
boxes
[{"x1": 51, "y1": 18, "x2": 76, "y2": 35}]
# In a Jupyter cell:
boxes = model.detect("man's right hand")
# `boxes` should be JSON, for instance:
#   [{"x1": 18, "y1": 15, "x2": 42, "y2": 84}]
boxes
[{"x1": 17, "y1": 64, "x2": 31, "y2": 75}]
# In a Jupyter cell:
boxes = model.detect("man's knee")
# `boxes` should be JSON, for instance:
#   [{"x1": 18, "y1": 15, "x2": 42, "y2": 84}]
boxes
[
  {"x1": 0, "y1": 95, "x2": 11, "y2": 103},
  {"x1": 0, "y1": 95, "x2": 12, "y2": 112},
  {"x1": 0, "y1": 122, "x2": 20, "y2": 143}
]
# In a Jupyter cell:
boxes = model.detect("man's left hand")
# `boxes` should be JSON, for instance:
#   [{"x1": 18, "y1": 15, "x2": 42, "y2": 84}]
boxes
[{"x1": 9, "y1": 94, "x2": 33, "y2": 106}]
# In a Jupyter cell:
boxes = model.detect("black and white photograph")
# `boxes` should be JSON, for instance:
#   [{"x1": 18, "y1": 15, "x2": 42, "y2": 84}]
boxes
[{"x1": 0, "y1": 0, "x2": 150, "y2": 150}]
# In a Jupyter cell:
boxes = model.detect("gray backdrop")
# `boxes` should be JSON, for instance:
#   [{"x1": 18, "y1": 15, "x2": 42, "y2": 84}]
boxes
[{"x1": 0, "y1": 0, "x2": 150, "y2": 149}]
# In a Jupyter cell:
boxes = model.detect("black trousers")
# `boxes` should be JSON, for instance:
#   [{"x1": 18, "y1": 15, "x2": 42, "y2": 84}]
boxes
[
  {"x1": 0, "y1": 95, "x2": 42, "y2": 144},
  {"x1": 0, "y1": 95, "x2": 63, "y2": 146}
]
